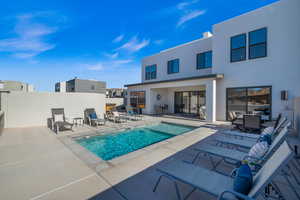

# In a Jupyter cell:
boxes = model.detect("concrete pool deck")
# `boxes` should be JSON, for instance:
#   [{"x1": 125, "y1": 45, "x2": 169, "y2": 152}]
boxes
[
  {"x1": 0, "y1": 116, "x2": 299, "y2": 199},
  {"x1": 0, "y1": 117, "x2": 218, "y2": 199}
]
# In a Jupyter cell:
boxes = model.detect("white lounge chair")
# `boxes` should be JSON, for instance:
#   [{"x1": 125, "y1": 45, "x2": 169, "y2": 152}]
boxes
[
  {"x1": 153, "y1": 141, "x2": 294, "y2": 200},
  {"x1": 214, "y1": 121, "x2": 289, "y2": 150}
]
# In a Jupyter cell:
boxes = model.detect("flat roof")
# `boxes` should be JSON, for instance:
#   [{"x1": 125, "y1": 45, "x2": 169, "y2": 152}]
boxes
[{"x1": 124, "y1": 74, "x2": 224, "y2": 87}]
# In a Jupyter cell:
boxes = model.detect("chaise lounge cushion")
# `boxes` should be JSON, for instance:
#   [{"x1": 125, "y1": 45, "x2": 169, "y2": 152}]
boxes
[
  {"x1": 233, "y1": 163, "x2": 253, "y2": 195},
  {"x1": 89, "y1": 112, "x2": 97, "y2": 119}
]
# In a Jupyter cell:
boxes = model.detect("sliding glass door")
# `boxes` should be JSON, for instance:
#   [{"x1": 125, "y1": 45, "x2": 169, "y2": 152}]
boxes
[
  {"x1": 174, "y1": 91, "x2": 205, "y2": 115},
  {"x1": 226, "y1": 86, "x2": 272, "y2": 120}
]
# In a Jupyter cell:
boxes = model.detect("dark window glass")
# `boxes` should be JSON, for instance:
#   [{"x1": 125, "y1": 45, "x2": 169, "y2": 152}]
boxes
[
  {"x1": 231, "y1": 34, "x2": 246, "y2": 62},
  {"x1": 130, "y1": 91, "x2": 145, "y2": 108},
  {"x1": 197, "y1": 51, "x2": 212, "y2": 69},
  {"x1": 226, "y1": 86, "x2": 271, "y2": 121},
  {"x1": 167, "y1": 59, "x2": 179, "y2": 74},
  {"x1": 249, "y1": 28, "x2": 267, "y2": 59},
  {"x1": 145, "y1": 64, "x2": 157, "y2": 80}
]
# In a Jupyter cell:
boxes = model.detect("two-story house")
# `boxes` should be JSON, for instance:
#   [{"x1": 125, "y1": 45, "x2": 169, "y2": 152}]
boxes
[{"x1": 125, "y1": 0, "x2": 300, "y2": 122}]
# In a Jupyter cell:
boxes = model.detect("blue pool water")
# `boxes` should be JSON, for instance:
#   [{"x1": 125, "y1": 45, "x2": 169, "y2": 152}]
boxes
[{"x1": 76, "y1": 123, "x2": 195, "y2": 160}]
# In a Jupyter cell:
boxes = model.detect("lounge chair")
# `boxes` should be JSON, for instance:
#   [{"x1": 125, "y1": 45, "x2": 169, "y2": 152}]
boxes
[
  {"x1": 84, "y1": 108, "x2": 105, "y2": 127},
  {"x1": 126, "y1": 106, "x2": 142, "y2": 120},
  {"x1": 191, "y1": 124, "x2": 289, "y2": 173},
  {"x1": 51, "y1": 108, "x2": 73, "y2": 134},
  {"x1": 153, "y1": 141, "x2": 294, "y2": 200},
  {"x1": 221, "y1": 114, "x2": 284, "y2": 140},
  {"x1": 214, "y1": 121, "x2": 289, "y2": 150},
  {"x1": 107, "y1": 111, "x2": 127, "y2": 123}
]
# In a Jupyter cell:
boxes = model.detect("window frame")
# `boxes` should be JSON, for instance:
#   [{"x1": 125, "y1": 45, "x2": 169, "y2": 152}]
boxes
[
  {"x1": 167, "y1": 59, "x2": 180, "y2": 74},
  {"x1": 197, "y1": 51, "x2": 212, "y2": 69},
  {"x1": 230, "y1": 33, "x2": 247, "y2": 63},
  {"x1": 248, "y1": 27, "x2": 267, "y2": 60},
  {"x1": 226, "y1": 85, "x2": 272, "y2": 121},
  {"x1": 145, "y1": 64, "x2": 157, "y2": 80}
]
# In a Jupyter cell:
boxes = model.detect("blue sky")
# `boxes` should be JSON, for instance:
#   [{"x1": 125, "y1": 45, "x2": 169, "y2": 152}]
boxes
[{"x1": 0, "y1": 0, "x2": 277, "y2": 91}]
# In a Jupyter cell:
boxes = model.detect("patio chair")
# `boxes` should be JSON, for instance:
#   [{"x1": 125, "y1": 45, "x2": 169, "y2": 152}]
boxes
[
  {"x1": 220, "y1": 115, "x2": 285, "y2": 141},
  {"x1": 51, "y1": 108, "x2": 73, "y2": 134},
  {"x1": 107, "y1": 111, "x2": 127, "y2": 123},
  {"x1": 126, "y1": 106, "x2": 142, "y2": 121},
  {"x1": 243, "y1": 114, "x2": 261, "y2": 132},
  {"x1": 84, "y1": 108, "x2": 105, "y2": 127},
  {"x1": 153, "y1": 141, "x2": 294, "y2": 200},
  {"x1": 214, "y1": 121, "x2": 289, "y2": 150},
  {"x1": 229, "y1": 111, "x2": 243, "y2": 130}
]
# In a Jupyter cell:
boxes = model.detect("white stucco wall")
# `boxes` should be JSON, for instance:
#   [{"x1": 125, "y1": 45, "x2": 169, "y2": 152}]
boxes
[
  {"x1": 212, "y1": 0, "x2": 300, "y2": 120},
  {"x1": 1, "y1": 92, "x2": 105, "y2": 128},
  {"x1": 141, "y1": 37, "x2": 213, "y2": 83}
]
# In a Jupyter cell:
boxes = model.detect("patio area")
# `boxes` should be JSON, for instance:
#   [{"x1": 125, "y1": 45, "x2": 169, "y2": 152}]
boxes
[{"x1": 0, "y1": 116, "x2": 299, "y2": 200}]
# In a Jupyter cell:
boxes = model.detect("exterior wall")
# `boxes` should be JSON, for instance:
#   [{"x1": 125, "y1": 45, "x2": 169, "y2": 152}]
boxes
[
  {"x1": 1, "y1": 92, "x2": 105, "y2": 128},
  {"x1": 212, "y1": 0, "x2": 300, "y2": 120},
  {"x1": 66, "y1": 79, "x2": 106, "y2": 94},
  {"x1": 141, "y1": 37, "x2": 213, "y2": 83},
  {"x1": 105, "y1": 98, "x2": 124, "y2": 106}
]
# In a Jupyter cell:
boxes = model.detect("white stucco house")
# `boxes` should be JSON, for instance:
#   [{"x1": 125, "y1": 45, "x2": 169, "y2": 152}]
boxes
[{"x1": 125, "y1": 0, "x2": 300, "y2": 122}]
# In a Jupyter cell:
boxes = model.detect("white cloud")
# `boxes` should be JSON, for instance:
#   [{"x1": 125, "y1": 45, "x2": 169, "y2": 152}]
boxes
[
  {"x1": 104, "y1": 52, "x2": 119, "y2": 59},
  {"x1": 112, "y1": 59, "x2": 132, "y2": 64},
  {"x1": 87, "y1": 63, "x2": 104, "y2": 71},
  {"x1": 177, "y1": 0, "x2": 199, "y2": 10},
  {"x1": 0, "y1": 12, "x2": 60, "y2": 59},
  {"x1": 113, "y1": 34, "x2": 124, "y2": 43},
  {"x1": 117, "y1": 36, "x2": 150, "y2": 53},
  {"x1": 177, "y1": 10, "x2": 206, "y2": 27},
  {"x1": 87, "y1": 59, "x2": 133, "y2": 71},
  {"x1": 153, "y1": 40, "x2": 164, "y2": 45}
]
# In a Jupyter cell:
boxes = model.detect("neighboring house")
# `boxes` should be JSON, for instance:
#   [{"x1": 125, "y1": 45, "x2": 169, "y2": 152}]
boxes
[
  {"x1": 125, "y1": 0, "x2": 300, "y2": 122},
  {"x1": 0, "y1": 80, "x2": 34, "y2": 92},
  {"x1": 106, "y1": 88, "x2": 126, "y2": 98},
  {"x1": 55, "y1": 81, "x2": 66, "y2": 92},
  {"x1": 55, "y1": 78, "x2": 106, "y2": 94}
]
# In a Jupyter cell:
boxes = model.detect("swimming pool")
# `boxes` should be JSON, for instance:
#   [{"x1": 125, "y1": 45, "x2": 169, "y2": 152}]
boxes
[{"x1": 76, "y1": 123, "x2": 196, "y2": 161}]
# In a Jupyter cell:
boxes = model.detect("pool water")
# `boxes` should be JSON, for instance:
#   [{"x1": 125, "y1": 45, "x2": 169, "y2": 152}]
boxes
[{"x1": 76, "y1": 123, "x2": 195, "y2": 161}]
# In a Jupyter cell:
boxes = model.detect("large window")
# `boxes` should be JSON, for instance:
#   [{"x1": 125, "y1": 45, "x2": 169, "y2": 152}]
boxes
[
  {"x1": 249, "y1": 28, "x2": 267, "y2": 59},
  {"x1": 130, "y1": 91, "x2": 145, "y2": 109},
  {"x1": 167, "y1": 59, "x2": 179, "y2": 74},
  {"x1": 226, "y1": 86, "x2": 272, "y2": 121},
  {"x1": 230, "y1": 34, "x2": 246, "y2": 62},
  {"x1": 145, "y1": 64, "x2": 157, "y2": 80},
  {"x1": 197, "y1": 51, "x2": 212, "y2": 69}
]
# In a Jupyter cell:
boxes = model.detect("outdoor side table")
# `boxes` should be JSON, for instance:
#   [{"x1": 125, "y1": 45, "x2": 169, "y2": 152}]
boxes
[{"x1": 73, "y1": 117, "x2": 84, "y2": 126}]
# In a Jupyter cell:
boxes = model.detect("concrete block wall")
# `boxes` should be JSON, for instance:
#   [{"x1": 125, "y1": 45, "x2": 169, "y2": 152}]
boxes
[{"x1": 1, "y1": 92, "x2": 105, "y2": 128}]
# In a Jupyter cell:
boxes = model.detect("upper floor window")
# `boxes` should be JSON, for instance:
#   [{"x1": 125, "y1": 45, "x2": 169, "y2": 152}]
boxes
[
  {"x1": 231, "y1": 34, "x2": 246, "y2": 62},
  {"x1": 145, "y1": 64, "x2": 157, "y2": 80},
  {"x1": 197, "y1": 51, "x2": 212, "y2": 69},
  {"x1": 249, "y1": 28, "x2": 267, "y2": 59},
  {"x1": 167, "y1": 59, "x2": 179, "y2": 74}
]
